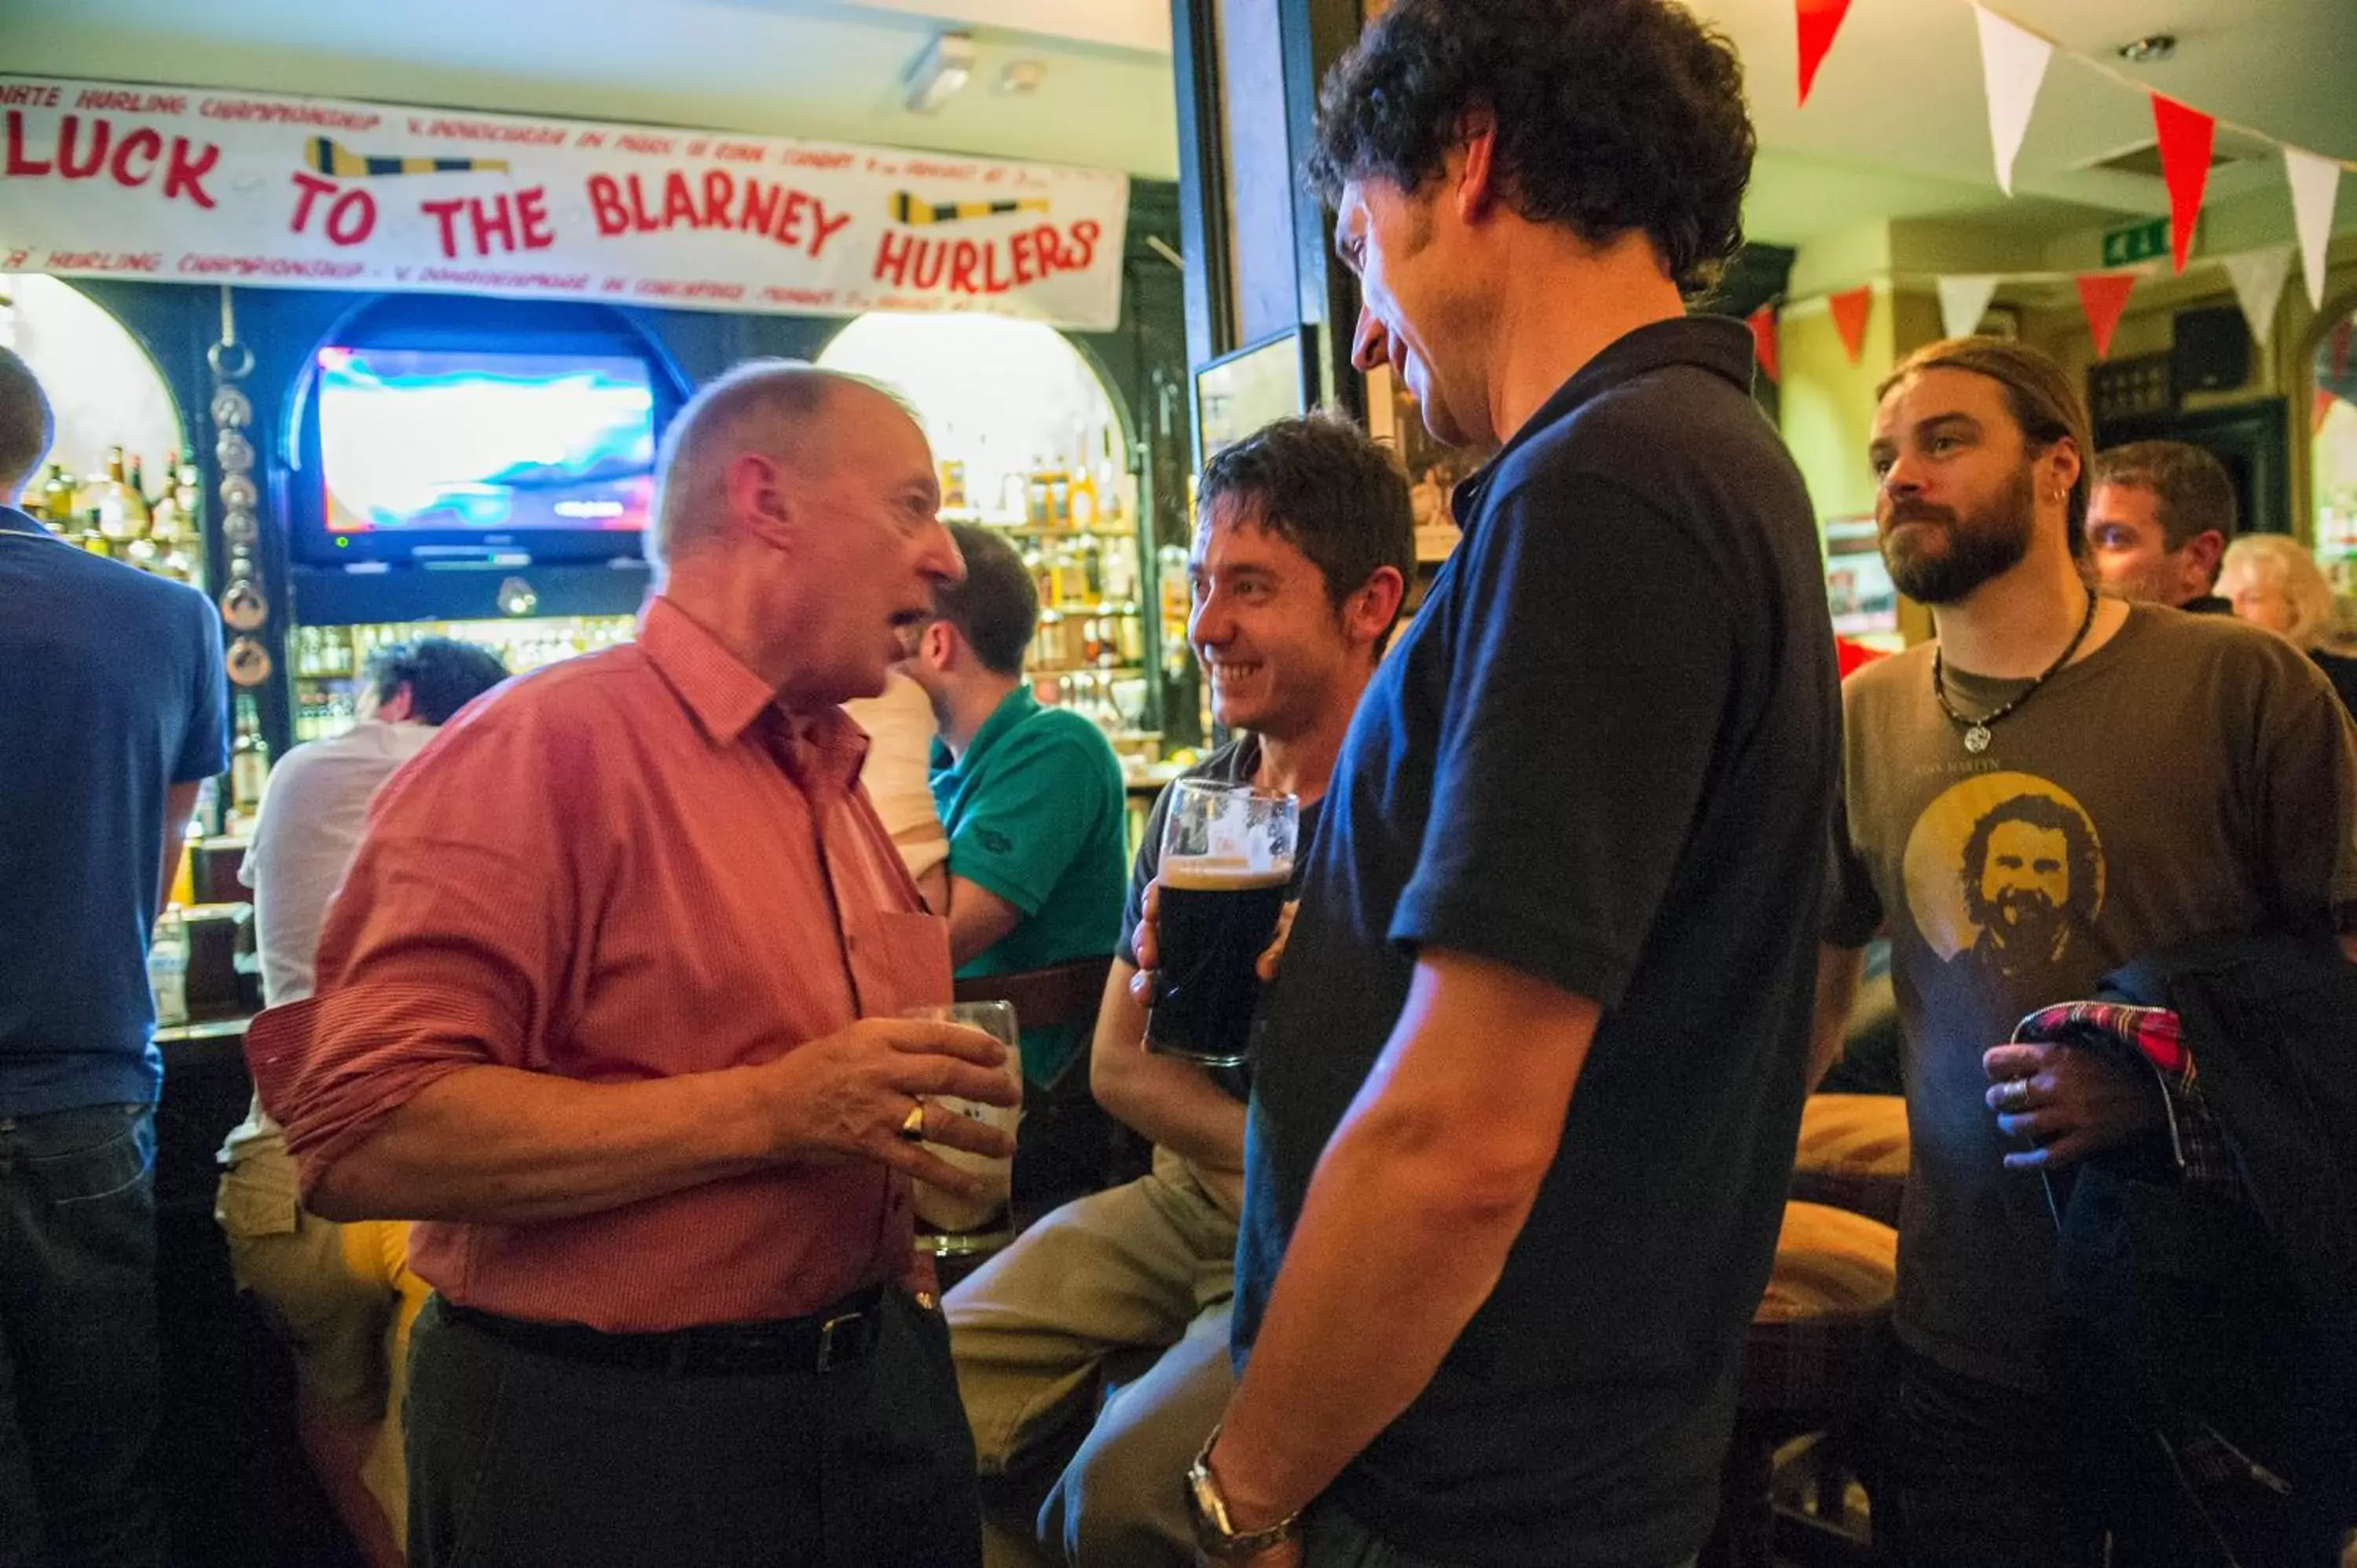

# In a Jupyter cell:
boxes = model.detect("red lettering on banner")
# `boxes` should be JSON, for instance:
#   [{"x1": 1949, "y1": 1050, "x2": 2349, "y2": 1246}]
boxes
[
  {"x1": 1009, "y1": 229, "x2": 1038, "y2": 287},
  {"x1": 516, "y1": 187, "x2": 554, "y2": 250},
  {"x1": 470, "y1": 194, "x2": 516, "y2": 253},
  {"x1": 660, "y1": 170, "x2": 701, "y2": 229},
  {"x1": 714, "y1": 142, "x2": 764, "y2": 163},
  {"x1": 0, "y1": 85, "x2": 61, "y2": 108},
  {"x1": 587, "y1": 174, "x2": 629, "y2": 236},
  {"x1": 57, "y1": 115, "x2": 110, "y2": 179},
  {"x1": 1068, "y1": 219, "x2": 1100, "y2": 271},
  {"x1": 981, "y1": 241, "x2": 1013, "y2": 295},
  {"x1": 739, "y1": 180, "x2": 779, "y2": 238},
  {"x1": 76, "y1": 89, "x2": 186, "y2": 115},
  {"x1": 420, "y1": 198, "x2": 465, "y2": 258},
  {"x1": 9, "y1": 111, "x2": 220, "y2": 208},
  {"x1": 618, "y1": 133, "x2": 674, "y2": 156},
  {"x1": 5, "y1": 111, "x2": 53, "y2": 176},
  {"x1": 873, "y1": 230, "x2": 914, "y2": 288},
  {"x1": 810, "y1": 206, "x2": 850, "y2": 258},
  {"x1": 948, "y1": 240, "x2": 981, "y2": 295},
  {"x1": 109, "y1": 126, "x2": 161, "y2": 187},
  {"x1": 580, "y1": 170, "x2": 850, "y2": 259},
  {"x1": 911, "y1": 241, "x2": 948, "y2": 291},
  {"x1": 288, "y1": 170, "x2": 335, "y2": 232},
  {"x1": 161, "y1": 137, "x2": 220, "y2": 208},
  {"x1": 577, "y1": 130, "x2": 606, "y2": 149}
]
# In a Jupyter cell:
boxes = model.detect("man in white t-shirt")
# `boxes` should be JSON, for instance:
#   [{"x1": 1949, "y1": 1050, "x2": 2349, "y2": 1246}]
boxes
[{"x1": 214, "y1": 636, "x2": 508, "y2": 1568}]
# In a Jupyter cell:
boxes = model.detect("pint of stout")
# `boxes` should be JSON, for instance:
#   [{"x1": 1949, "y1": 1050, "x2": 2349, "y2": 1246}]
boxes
[{"x1": 1146, "y1": 781, "x2": 1298, "y2": 1066}]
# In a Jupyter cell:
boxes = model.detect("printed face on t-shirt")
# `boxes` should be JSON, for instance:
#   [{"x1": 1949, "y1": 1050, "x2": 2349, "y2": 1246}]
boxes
[{"x1": 1901, "y1": 771, "x2": 2106, "y2": 984}]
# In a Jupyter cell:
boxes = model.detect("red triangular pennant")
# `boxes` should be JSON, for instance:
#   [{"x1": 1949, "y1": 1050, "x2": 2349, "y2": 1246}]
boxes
[
  {"x1": 2315, "y1": 388, "x2": 2340, "y2": 437},
  {"x1": 1797, "y1": 0, "x2": 1853, "y2": 105},
  {"x1": 1748, "y1": 305, "x2": 1780, "y2": 384},
  {"x1": 2076, "y1": 272, "x2": 2139, "y2": 360},
  {"x1": 1828, "y1": 286, "x2": 1873, "y2": 364},
  {"x1": 2151, "y1": 95, "x2": 2215, "y2": 273}
]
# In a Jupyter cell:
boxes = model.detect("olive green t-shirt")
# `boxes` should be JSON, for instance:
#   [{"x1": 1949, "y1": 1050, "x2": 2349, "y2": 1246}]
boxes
[{"x1": 1826, "y1": 605, "x2": 2357, "y2": 1390}]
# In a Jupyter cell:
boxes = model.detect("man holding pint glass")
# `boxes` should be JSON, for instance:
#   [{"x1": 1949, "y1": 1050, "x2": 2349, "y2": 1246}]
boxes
[{"x1": 946, "y1": 413, "x2": 1413, "y2": 1566}]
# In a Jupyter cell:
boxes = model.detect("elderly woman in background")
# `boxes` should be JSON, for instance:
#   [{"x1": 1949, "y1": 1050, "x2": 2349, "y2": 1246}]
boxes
[{"x1": 2217, "y1": 533, "x2": 2357, "y2": 716}]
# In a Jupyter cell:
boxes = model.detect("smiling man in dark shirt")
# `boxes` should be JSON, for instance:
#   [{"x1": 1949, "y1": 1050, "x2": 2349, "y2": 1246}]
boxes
[{"x1": 1185, "y1": 5, "x2": 1840, "y2": 1567}]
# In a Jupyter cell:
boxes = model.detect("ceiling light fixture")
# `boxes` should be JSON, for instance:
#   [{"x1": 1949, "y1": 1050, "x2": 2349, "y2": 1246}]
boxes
[
  {"x1": 997, "y1": 59, "x2": 1048, "y2": 96},
  {"x1": 903, "y1": 31, "x2": 977, "y2": 115},
  {"x1": 2115, "y1": 34, "x2": 2177, "y2": 64}
]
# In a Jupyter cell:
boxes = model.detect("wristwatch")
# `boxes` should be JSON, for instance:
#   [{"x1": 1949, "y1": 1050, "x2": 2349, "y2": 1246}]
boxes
[{"x1": 1185, "y1": 1426, "x2": 1301, "y2": 1559}]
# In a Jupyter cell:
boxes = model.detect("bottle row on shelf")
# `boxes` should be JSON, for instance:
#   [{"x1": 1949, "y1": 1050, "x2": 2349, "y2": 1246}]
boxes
[
  {"x1": 24, "y1": 444, "x2": 204, "y2": 585},
  {"x1": 941, "y1": 456, "x2": 1127, "y2": 533}
]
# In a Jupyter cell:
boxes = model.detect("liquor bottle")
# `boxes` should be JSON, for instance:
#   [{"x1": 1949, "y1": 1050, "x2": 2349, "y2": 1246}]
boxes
[
  {"x1": 40, "y1": 464, "x2": 76, "y2": 526},
  {"x1": 93, "y1": 447, "x2": 149, "y2": 540},
  {"x1": 1069, "y1": 469, "x2": 1101, "y2": 532},
  {"x1": 230, "y1": 695, "x2": 270, "y2": 818}
]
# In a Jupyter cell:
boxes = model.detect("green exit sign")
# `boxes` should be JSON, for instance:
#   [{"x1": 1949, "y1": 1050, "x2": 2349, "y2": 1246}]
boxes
[{"x1": 2101, "y1": 215, "x2": 2189, "y2": 267}]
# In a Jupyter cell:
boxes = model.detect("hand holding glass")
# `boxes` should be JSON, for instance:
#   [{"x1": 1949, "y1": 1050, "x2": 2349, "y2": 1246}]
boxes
[
  {"x1": 902, "y1": 1000, "x2": 1022, "y2": 1255},
  {"x1": 1145, "y1": 780, "x2": 1297, "y2": 1067}
]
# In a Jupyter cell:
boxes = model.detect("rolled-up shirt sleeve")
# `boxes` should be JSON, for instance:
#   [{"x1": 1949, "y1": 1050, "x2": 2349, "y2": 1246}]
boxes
[{"x1": 244, "y1": 703, "x2": 588, "y2": 1200}]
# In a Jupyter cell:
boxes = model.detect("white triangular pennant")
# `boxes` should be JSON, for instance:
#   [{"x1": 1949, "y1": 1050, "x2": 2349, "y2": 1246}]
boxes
[
  {"x1": 1937, "y1": 275, "x2": 2003, "y2": 339},
  {"x1": 1974, "y1": 5, "x2": 2052, "y2": 196},
  {"x1": 2285, "y1": 146, "x2": 2342, "y2": 313},
  {"x1": 2220, "y1": 247, "x2": 2293, "y2": 348}
]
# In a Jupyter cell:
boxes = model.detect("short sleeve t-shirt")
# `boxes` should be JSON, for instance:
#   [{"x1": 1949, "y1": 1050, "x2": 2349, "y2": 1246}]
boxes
[
  {"x1": 0, "y1": 507, "x2": 230, "y2": 1112},
  {"x1": 1233, "y1": 317, "x2": 1841, "y2": 1568},
  {"x1": 930, "y1": 685, "x2": 1128, "y2": 1082},
  {"x1": 1826, "y1": 606, "x2": 2357, "y2": 1390}
]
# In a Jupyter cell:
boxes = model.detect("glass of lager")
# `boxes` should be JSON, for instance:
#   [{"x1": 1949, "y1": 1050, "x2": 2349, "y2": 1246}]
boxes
[
  {"x1": 1146, "y1": 780, "x2": 1298, "y2": 1066},
  {"x1": 903, "y1": 1000, "x2": 1023, "y2": 1256}
]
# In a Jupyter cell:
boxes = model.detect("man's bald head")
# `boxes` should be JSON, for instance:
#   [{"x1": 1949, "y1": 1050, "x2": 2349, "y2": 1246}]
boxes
[
  {"x1": 0, "y1": 348, "x2": 54, "y2": 499},
  {"x1": 645, "y1": 361, "x2": 916, "y2": 584}
]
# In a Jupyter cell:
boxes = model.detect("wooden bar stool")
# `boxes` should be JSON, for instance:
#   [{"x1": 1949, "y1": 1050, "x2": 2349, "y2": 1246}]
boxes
[
  {"x1": 1704, "y1": 1200, "x2": 1897, "y2": 1568},
  {"x1": 1791, "y1": 1092, "x2": 1909, "y2": 1228}
]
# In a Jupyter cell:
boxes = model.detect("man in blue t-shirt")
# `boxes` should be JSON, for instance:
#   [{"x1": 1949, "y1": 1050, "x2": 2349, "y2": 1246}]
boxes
[
  {"x1": 0, "y1": 347, "x2": 231, "y2": 1566},
  {"x1": 1183, "y1": 6, "x2": 1841, "y2": 1566},
  {"x1": 948, "y1": 415, "x2": 1413, "y2": 1568},
  {"x1": 906, "y1": 523, "x2": 1127, "y2": 1191}
]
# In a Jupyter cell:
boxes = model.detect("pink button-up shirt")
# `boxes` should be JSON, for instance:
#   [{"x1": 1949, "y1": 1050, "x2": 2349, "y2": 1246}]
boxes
[{"x1": 245, "y1": 596, "x2": 951, "y2": 1331}]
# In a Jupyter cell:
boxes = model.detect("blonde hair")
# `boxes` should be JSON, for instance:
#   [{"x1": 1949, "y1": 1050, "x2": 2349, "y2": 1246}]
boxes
[
  {"x1": 2220, "y1": 533, "x2": 2339, "y2": 651},
  {"x1": 1879, "y1": 336, "x2": 2095, "y2": 559}
]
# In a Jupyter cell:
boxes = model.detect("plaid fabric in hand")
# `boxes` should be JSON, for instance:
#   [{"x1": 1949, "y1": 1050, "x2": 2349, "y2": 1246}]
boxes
[{"x1": 2012, "y1": 1001, "x2": 2238, "y2": 1193}]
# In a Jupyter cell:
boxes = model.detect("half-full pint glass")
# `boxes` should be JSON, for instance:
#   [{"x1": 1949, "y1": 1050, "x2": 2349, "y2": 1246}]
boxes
[
  {"x1": 1145, "y1": 780, "x2": 1297, "y2": 1067},
  {"x1": 904, "y1": 1000, "x2": 1022, "y2": 1256}
]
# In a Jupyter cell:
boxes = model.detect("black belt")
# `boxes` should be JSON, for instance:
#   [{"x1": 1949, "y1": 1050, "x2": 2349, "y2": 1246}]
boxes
[{"x1": 436, "y1": 1283, "x2": 887, "y2": 1376}]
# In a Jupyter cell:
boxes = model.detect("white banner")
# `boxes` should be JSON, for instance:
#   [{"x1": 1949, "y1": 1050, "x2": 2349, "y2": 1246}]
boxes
[
  {"x1": 1974, "y1": 5, "x2": 2051, "y2": 197},
  {"x1": 0, "y1": 75, "x2": 1130, "y2": 330},
  {"x1": 1936, "y1": 273, "x2": 2001, "y2": 340},
  {"x1": 2284, "y1": 145, "x2": 2341, "y2": 314},
  {"x1": 2220, "y1": 245, "x2": 2293, "y2": 348}
]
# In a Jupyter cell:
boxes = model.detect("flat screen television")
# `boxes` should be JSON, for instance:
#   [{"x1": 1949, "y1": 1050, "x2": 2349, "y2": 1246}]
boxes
[{"x1": 303, "y1": 346, "x2": 658, "y2": 566}]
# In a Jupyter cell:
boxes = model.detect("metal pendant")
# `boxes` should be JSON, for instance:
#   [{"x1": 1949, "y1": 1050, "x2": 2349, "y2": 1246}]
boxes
[{"x1": 1964, "y1": 724, "x2": 1992, "y2": 754}]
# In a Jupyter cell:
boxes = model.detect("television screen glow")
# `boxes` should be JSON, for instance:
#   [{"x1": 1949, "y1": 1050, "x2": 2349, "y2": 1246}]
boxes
[{"x1": 316, "y1": 347, "x2": 656, "y2": 536}]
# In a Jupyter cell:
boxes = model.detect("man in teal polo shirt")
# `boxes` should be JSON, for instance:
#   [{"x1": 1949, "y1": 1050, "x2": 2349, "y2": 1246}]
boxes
[{"x1": 907, "y1": 523, "x2": 1127, "y2": 1143}]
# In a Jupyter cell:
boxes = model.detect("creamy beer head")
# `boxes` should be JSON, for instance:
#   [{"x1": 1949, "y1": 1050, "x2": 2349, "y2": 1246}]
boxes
[{"x1": 1159, "y1": 855, "x2": 1292, "y2": 893}]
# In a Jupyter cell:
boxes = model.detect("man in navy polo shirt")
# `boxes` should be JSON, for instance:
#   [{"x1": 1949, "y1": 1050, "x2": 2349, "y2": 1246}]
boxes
[
  {"x1": 0, "y1": 347, "x2": 230, "y2": 1564},
  {"x1": 1181, "y1": 5, "x2": 1840, "y2": 1566}
]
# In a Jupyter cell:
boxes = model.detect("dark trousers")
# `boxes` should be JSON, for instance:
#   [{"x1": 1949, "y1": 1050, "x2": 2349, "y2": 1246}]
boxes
[
  {"x1": 0, "y1": 1103, "x2": 163, "y2": 1568},
  {"x1": 406, "y1": 1288, "x2": 984, "y2": 1568},
  {"x1": 1873, "y1": 1341, "x2": 2345, "y2": 1568}
]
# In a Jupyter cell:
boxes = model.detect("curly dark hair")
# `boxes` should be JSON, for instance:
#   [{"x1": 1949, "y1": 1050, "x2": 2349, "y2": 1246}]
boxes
[
  {"x1": 1959, "y1": 793, "x2": 2101, "y2": 928},
  {"x1": 362, "y1": 637, "x2": 511, "y2": 726},
  {"x1": 1306, "y1": 0, "x2": 1755, "y2": 295}
]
